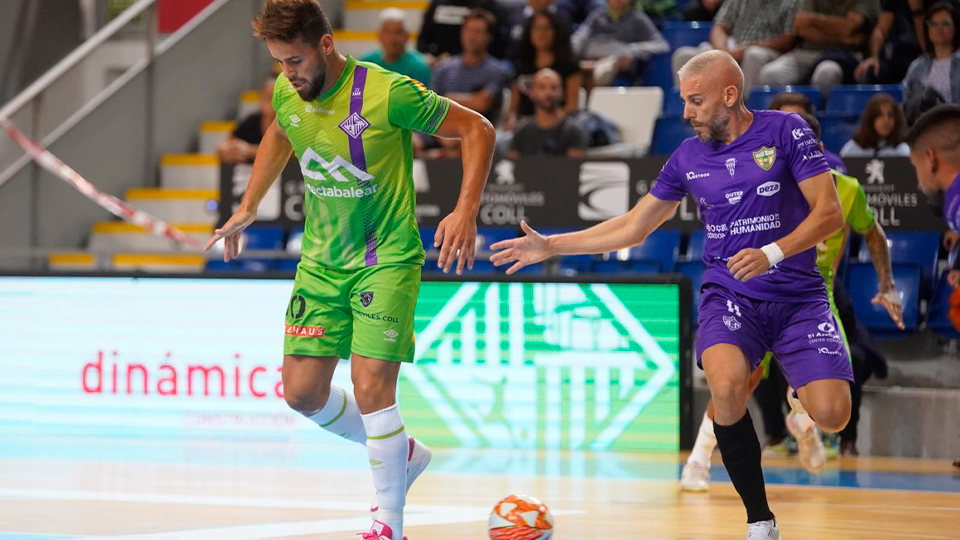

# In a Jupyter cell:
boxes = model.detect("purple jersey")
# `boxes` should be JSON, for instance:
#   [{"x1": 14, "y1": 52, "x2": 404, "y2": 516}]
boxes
[
  {"x1": 650, "y1": 110, "x2": 831, "y2": 302},
  {"x1": 943, "y1": 172, "x2": 960, "y2": 233},
  {"x1": 824, "y1": 149, "x2": 847, "y2": 174}
]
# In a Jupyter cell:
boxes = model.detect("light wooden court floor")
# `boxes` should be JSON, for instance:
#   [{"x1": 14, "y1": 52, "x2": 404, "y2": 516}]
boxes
[{"x1": 0, "y1": 438, "x2": 958, "y2": 540}]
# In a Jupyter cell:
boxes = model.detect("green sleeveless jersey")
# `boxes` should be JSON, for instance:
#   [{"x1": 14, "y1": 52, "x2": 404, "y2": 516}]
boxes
[
  {"x1": 273, "y1": 56, "x2": 450, "y2": 270},
  {"x1": 817, "y1": 169, "x2": 876, "y2": 290}
]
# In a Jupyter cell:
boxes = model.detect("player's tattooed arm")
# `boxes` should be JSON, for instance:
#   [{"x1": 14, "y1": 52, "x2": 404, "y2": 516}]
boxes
[{"x1": 865, "y1": 219, "x2": 905, "y2": 329}]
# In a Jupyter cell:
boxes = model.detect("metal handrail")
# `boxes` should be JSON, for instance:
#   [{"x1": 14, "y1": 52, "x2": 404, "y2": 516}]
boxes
[{"x1": 0, "y1": 0, "x2": 158, "y2": 121}]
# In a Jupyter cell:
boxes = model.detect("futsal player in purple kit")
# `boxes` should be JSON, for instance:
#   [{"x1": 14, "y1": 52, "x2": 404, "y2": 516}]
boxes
[{"x1": 489, "y1": 50, "x2": 852, "y2": 540}]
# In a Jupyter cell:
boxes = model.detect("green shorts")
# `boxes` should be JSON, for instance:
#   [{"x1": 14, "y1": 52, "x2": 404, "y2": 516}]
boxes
[{"x1": 284, "y1": 263, "x2": 421, "y2": 362}]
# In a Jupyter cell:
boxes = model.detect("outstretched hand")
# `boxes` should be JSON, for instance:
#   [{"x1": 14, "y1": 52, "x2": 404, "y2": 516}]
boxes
[
  {"x1": 871, "y1": 290, "x2": 905, "y2": 330},
  {"x1": 205, "y1": 208, "x2": 257, "y2": 262},
  {"x1": 489, "y1": 220, "x2": 552, "y2": 275}
]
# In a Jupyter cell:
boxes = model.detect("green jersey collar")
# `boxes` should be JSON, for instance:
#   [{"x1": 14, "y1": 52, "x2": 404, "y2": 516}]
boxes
[{"x1": 316, "y1": 55, "x2": 356, "y2": 103}]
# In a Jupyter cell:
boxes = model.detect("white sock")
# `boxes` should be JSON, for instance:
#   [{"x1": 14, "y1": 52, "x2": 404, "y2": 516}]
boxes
[
  {"x1": 306, "y1": 384, "x2": 366, "y2": 444},
  {"x1": 687, "y1": 411, "x2": 716, "y2": 467},
  {"x1": 362, "y1": 404, "x2": 408, "y2": 538}
]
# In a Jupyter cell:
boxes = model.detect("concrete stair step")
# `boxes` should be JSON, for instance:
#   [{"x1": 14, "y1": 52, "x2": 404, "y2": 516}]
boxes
[
  {"x1": 125, "y1": 188, "x2": 219, "y2": 223},
  {"x1": 160, "y1": 153, "x2": 220, "y2": 190}
]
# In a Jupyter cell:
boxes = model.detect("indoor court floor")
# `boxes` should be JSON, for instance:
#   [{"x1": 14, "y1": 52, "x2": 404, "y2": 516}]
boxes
[{"x1": 1, "y1": 437, "x2": 958, "y2": 540}]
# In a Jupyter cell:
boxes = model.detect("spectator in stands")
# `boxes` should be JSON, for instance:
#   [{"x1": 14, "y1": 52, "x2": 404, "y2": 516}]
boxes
[
  {"x1": 505, "y1": 0, "x2": 572, "y2": 51},
  {"x1": 506, "y1": 11, "x2": 581, "y2": 130},
  {"x1": 840, "y1": 93, "x2": 911, "y2": 157},
  {"x1": 417, "y1": 0, "x2": 508, "y2": 62},
  {"x1": 672, "y1": 0, "x2": 801, "y2": 90},
  {"x1": 854, "y1": 0, "x2": 926, "y2": 84},
  {"x1": 508, "y1": 68, "x2": 588, "y2": 157},
  {"x1": 682, "y1": 0, "x2": 724, "y2": 21},
  {"x1": 758, "y1": 0, "x2": 881, "y2": 96},
  {"x1": 572, "y1": 0, "x2": 669, "y2": 86},
  {"x1": 217, "y1": 77, "x2": 275, "y2": 164},
  {"x1": 903, "y1": 2, "x2": 960, "y2": 115},
  {"x1": 432, "y1": 9, "x2": 513, "y2": 123},
  {"x1": 554, "y1": 0, "x2": 606, "y2": 25},
  {"x1": 360, "y1": 8, "x2": 432, "y2": 85},
  {"x1": 769, "y1": 92, "x2": 849, "y2": 172}
]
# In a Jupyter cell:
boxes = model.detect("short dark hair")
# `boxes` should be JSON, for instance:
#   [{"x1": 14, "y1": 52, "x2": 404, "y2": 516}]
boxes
[
  {"x1": 797, "y1": 111, "x2": 821, "y2": 141},
  {"x1": 462, "y1": 8, "x2": 497, "y2": 37},
  {"x1": 907, "y1": 103, "x2": 960, "y2": 151},
  {"x1": 252, "y1": 0, "x2": 333, "y2": 45},
  {"x1": 769, "y1": 92, "x2": 814, "y2": 114},
  {"x1": 852, "y1": 93, "x2": 908, "y2": 150}
]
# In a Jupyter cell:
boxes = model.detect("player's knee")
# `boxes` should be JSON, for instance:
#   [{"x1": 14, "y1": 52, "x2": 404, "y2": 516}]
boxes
[
  {"x1": 708, "y1": 376, "x2": 747, "y2": 404},
  {"x1": 813, "y1": 398, "x2": 851, "y2": 433},
  {"x1": 283, "y1": 384, "x2": 330, "y2": 416},
  {"x1": 352, "y1": 378, "x2": 396, "y2": 413}
]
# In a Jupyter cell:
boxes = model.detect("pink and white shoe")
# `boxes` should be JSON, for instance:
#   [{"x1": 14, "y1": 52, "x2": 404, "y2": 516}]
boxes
[
  {"x1": 357, "y1": 520, "x2": 407, "y2": 540},
  {"x1": 370, "y1": 437, "x2": 432, "y2": 515}
]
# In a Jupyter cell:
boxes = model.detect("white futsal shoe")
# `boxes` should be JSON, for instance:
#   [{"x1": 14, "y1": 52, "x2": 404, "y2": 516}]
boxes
[
  {"x1": 680, "y1": 461, "x2": 710, "y2": 492},
  {"x1": 786, "y1": 411, "x2": 826, "y2": 474},
  {"x1": 370, "y1": 437, "x2": 432, "y2": 516},
  {"x1": 746, "y1": 519, "x2": 782, "y2": 540}
]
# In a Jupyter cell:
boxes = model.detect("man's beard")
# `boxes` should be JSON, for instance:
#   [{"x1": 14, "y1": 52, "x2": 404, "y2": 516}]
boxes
[
  {"x1": 536, "y1": 98, "x2": 560, "y2": 113},
  {"x1": 296, "y1": 69, "x2": 326, "y2": 102},
  {"x1": 696, "y1": 110, "x2": 730, "y2": 142}
]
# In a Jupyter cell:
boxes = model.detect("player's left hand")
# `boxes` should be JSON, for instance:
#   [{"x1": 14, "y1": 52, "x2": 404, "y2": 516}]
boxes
[
  {"x1": 435, "y1": 208, "x2": 477, "y2": 275},
  {"x1": 871, "y1": 289, "x2": 905, "y2": 330},
  {"x1": 727, "y1": 248, "x2": 770, "y2": 282}
]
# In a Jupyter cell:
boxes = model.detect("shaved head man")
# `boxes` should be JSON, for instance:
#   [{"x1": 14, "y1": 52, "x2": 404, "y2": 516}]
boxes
[{"x1": 490, "y1": 50, "x2": 850, "y2": 540}]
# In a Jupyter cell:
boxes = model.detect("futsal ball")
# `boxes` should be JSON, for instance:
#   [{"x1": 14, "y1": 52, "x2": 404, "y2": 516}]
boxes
[{"x1": 488, "y1": 494, "x2": 554, "y2": 540}]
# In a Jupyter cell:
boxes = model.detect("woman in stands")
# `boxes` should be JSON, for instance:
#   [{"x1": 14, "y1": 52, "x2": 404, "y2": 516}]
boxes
[
  {"x1": 903, "y1": 2, "x2": 960, "y2": 116},
  {"x1": 840, "y1": 93, "x2": 910, "y2": 158},
  {"x1": 505, "y1": 10, "x2": 581, "y2": 131}
]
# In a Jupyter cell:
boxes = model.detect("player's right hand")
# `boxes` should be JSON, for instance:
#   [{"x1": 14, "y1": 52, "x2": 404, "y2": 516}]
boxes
[
  {"x1": 489, "y1": 221, "x2": 552, "y2": 275},
  {"x1": 205, "y1": 208, "x2": 257, "y2": 262}
]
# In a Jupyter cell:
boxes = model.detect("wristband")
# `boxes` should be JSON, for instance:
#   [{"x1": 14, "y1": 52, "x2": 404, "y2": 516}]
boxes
[
  {"x1": 760, "y1": 242, "x2": 784, "y2": 266},
  {"x1": 881, "y1": 289, "x2": 902, "y2": 305}
]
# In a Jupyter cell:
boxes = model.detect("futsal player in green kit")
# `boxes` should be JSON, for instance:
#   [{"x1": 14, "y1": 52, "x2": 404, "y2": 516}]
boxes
[
  {"x1": 205, "y1": 2, "x2": 495, "y2": 539},
  {"x1": 679, "y1": 112, "x2": 904, "y2": 492}
]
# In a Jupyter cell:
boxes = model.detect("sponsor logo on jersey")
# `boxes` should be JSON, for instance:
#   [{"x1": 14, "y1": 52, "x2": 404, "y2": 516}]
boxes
[
  {"x1": 383, "y1": 329, "x2": 399, "y2": 343},
  {"x1": 725, "y1": 190, "x2": 743, "y2": 205},
  {"x1": 305, "y1": 104, "x2": 334, "y2": 114},
  {"x1": 802, "y1": 150, "x2": 824, "y2": 162},
  {"x1": 289, "y1": 114, "x2": 301, "y2": 128},
  {"x1": 753, "y1": 146, "x2": 776, "y2": 170},
  {"x1": 339, "y1": 112, "x2": 370, "y2": 139},
  {"x1": 288, "y1": 295, "x2": 306, "y2": 319},
  {"x1": 818, "y1": 347, "x2": 842, "y2": 355},
  {"x1": 725, "y1": 157, "x2": 737, "y2": 177},
  {"x1": 757, "y1": 181, "x2": 780, "y2": 196},
  {"x1": 360, "y1": 291, "x2": 374, "y2": 307},
  {"x1": 686, "y1": 171, "x2": 710, "y2": 180},
  {"x1": 285, "y1": 324, "x2": 325, "y2": 337},
  {"x1": 817, "y1": 322, "x2": 835, "y2": 333}
]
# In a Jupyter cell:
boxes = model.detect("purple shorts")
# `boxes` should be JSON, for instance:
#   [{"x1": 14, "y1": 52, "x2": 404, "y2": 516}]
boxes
[{"x1": 695, "y1": 284, "x2": 854, "y2": 390}]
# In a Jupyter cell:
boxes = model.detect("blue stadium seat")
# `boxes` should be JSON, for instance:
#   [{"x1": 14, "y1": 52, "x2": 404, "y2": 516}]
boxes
[
  {"x1": 205, "y1": 259, "x2": 274, "y2": 273},
  {"x1": 675, "y1": 260, "x2": 705, "y2": 325},
  {"x1": 419, "y1": 226, "x2": 437, "y2": 251},
  {"x1": 652, "y1": 117, "x2": 695, "y2": 155},
  {"x1": 512, "y1": 263, "x2": 545, "y2": 275},
  {"x1": 747, "y1": 85, "x2": 821, "y2": 111},
  {"x1": 592, "y1": 259, "x2": 661, "y2": 274},
  {"x1": 858, "y1": 231, "x2": 940, "y2": 298},
  {"x1": 275, "y1": 258, "x2": 300, "y2": 272},
  {"x1": 558, "y1": 254, "x2": 597, "y2": 276},
  {"x1": 926, "y1": 272, "x2": 960, "y2": 339},
  {"x1": 642, "y1": 53, "x2": 674, "y2": 90},
  {"x1": 476, "y1": 228, "x2": 519, "y2": 251},
  {"x1": 243, "y1": 226, "x2": 284, "y2": 250},
  {"x1": 286, "y1": 227, "x2": 304, "y2": 252},
  {"x1": 468, "y1": 259, "x2": 497, "y2": 274},
  {"x1": 622, "y1": 229, "x2": 682, "y2": 271},
  {"x1": 818, "y1": 114, "x2": 858, "y2": 153},
  {"x1": 685, "y1": 229, "x2": 705, "y2": 261},
  {"x1": 663, "y1": 87, "x2": 685, "y2": 117},
  {"x1": 846, "y1": 262, "x2": 920, "y2": 335},
  {"x1": 662, "y1": 21, "x2": 713, "y2": 49},
  {"x1": 826, "y1": 85, "x2": 903, "y2": 116}
]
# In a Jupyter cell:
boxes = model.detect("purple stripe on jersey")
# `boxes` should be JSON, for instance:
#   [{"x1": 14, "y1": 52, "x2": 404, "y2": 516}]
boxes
[{"x1": 347, "y1": 65, "x2": 378, "y2": 266}]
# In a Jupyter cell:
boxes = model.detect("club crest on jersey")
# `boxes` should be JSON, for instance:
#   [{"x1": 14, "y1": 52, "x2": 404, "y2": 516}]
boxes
[
  {"x1": 360, "y1": 291, "x2": 374, "y2": 307},
  {"x1": 723, "y1": 316, "x2": 742, "y2": 331},
  {"x1": 753, "y1": 146, "x2": 776, "y2": 170},
  {"x1": 725, "y1": 157, "x2": 737, "y2": 177},
  {"x1": 339, "y1": 112, "x2": 370, "y2": 139}
]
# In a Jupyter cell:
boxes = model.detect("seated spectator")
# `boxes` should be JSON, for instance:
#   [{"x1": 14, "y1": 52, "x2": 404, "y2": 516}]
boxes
[
  {"x1": 554, "y1": 0, "x2": 606, "y2": 25},
  {"x1": 217, "y1": 77, "x2": 275, "y2": 164},
  {"x1": 417, "y1": 0, "x2": 509, "y2": 62},
  {"x1": 572, "y1": 0, "x2": 669, "y2": 85},
  {"x1": 840, "y1": 93, "x2": 910, "y2": 157},
  {"x1": 672, "y1": 0, "x2": 801, "y2": 89},
  {"x1": 506, "y1": 0, "x2": 572, "y2": 48},
  {"x1": 854, "y1": 0, "x2": 925, "y2": 84},
  {"x1": 758, "y1": 0, "x2": 881, "y2": 96},
  {"x1": 903, "y1": 1, "x2": 960, "y2": 116},
  {"x1": 682, "y1": 0, "x2": 724, "y2": 21},
  {"x1": 768, "y1": 92, "x2": 848, "y2": 172},
  {"x1": 507, "y1": 10, "x2": 582, "y2": 130},
  {"x1": 360, "y1": 8, "x2": 432, "y2": 84},
  {"x1": 508, "y1": 68, "x2": 589, "y2": 157},
  {"x1": 431, "y1": 9, "x2": 513, "y2": 124}
]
